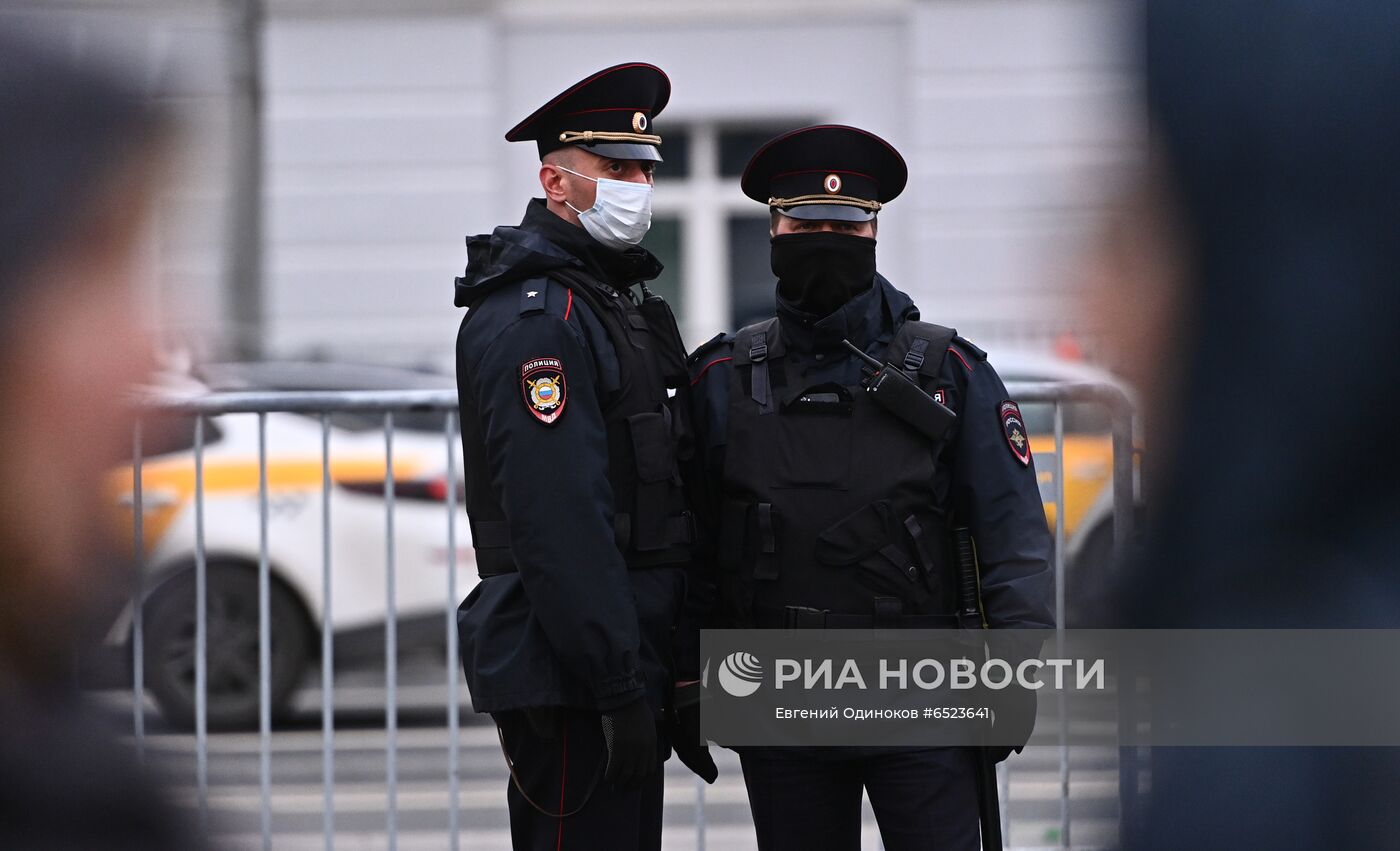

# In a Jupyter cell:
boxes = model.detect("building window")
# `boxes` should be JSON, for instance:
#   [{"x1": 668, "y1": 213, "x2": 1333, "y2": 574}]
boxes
[
  {"x1": 640, "y1": 216, "x2": 682, "y2": 308},
  {"x1": 727, "y1": 215, "x2": 774, "y2": 329},
  {"x1": 651, "y1": 120, "x2": 814, "y2": 347},
  {"x1": 655, "y1": 132, "x2": 691, "y2": 181},
  {"x1": 718, "y1": 126, "x2": 784, "y2": 178}
]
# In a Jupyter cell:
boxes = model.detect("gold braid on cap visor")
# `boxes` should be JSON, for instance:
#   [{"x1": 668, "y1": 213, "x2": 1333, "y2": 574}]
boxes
[
  {"x1": 558, "y1": 130, "x2": 663, "y2": 146},
  {"x1": 768, "y1": 194, "x2": 882, "y2": 212}
]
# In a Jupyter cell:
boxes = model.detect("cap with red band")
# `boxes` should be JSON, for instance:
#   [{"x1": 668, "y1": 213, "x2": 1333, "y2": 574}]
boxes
[
  {"x1": 741, "y1": 124, "x2": 908, "y2": 222},
  {"x1": 505, "y1": 62, "x2": 670, "y2": 163}
]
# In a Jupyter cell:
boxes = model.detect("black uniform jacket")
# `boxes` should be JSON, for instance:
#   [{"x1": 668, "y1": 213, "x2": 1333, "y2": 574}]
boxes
[
  {"x1": 454, "y1": 199, "x2": 687, "y2": 715},
  {"x1": 682, "y1": 275, "x2": 1055, "y2": 676}
]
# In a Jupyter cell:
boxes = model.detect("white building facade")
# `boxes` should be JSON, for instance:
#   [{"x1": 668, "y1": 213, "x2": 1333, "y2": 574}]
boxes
[{"x1": 6, "y1": 0, "x2": 1140, "y2": 367}]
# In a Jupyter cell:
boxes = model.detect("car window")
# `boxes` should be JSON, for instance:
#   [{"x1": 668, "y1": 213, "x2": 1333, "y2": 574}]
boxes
[
  {"x1": 1019, "y1": 401, "x2": 1055, "y2": 434},
  {"x1": 1013, "y1": 403, "x2": 1108, "y2": 436},
  {"x1": 315, "y1": 410, "x2": 450, "y2": 434},
  {"x1": 1014, "y1": 401, "x2": 1112, "y2": 435},
  {"x1": 1064, "y1": 402, "x2": 1112, "y2": 434},
  {"x1": 142, "y1": 415, "x2": 224, "y2": 457},
  {"x1": 1003, "y1": 373, "x2": 1113, "y2": 436}
]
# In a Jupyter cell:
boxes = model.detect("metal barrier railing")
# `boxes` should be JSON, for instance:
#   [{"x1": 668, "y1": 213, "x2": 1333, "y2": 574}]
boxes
[
  {"x1": 1011, "y1": 380, "x2": 1140, "y2": 850},
  {"x1": 123, "y1": 381, "x2": 1137, "y2": 850},
  {"x1": 133, "y1": 390, "x2": 460, "y2": 851}
]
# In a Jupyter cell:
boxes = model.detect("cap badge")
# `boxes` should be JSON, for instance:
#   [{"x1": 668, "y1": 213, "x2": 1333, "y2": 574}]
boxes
[
  {"x1": 632, "y1": 111, "x2": 648, "y2": 133},
  {"x1": 824, "y1": 173, "x2": 842, "y2": 194}
]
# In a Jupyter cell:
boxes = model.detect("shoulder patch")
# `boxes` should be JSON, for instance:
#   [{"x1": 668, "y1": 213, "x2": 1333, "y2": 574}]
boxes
[
  {"x1": 999, "y1": 400, "x2": 1031, "y2": 467},
  {"x1": 521, "y1": 357, "x2": 567, "y2": 425}
]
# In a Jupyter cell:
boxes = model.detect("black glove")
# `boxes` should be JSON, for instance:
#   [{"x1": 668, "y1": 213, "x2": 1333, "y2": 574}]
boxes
[
  {"x1": 986, "y1": 680, "x2": 1039, "y2": 763},
  {"x1": 600, "y1": 696, "x2": 658, "y2": 789},
  {"x1": 668, "y1": 682, "x2": 717, "y2": 784}
]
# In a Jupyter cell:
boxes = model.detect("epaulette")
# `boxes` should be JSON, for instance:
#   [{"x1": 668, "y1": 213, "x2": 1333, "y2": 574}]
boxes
[
  {"x1": 939, "y1": 333, "x2": 986, "y2": 376},
  {"x1": 686, "y1": 332, "x2": 731, "y2": 367},
  {"x1": 687, "y1": 333, "x2": 736, "y2": 386},
  {"x1": 518, "y1": 278, "x2": 551, "y2": 316},
  {"x1": 952, "y1": 334, "x2": 987, "y2": 362}
]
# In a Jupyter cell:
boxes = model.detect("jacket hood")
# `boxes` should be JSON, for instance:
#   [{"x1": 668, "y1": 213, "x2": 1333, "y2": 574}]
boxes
[
  {"x1": 453, "y1": 223, "x2": 583, "y2": 308},
  {"x1": 454, "y1": 199, "x2": 665, "y2": 307}
]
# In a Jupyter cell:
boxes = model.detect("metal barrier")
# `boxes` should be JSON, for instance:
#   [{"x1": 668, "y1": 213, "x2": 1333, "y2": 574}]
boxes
[
  {"x1": 1005, "y1": 379, "x2": 1141, "y2": 851},
  {"x1": 122, "y1": 381, "x2": 1137, "y2": 850}
]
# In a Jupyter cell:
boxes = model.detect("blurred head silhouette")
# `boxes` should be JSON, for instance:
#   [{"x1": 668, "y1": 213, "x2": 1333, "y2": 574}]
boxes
[
  {"x1": 0, "y1": 28, "x2": 167, "y2": 685},
  {"x1": 1087, "y1": 2, "x2": 1400, "y2": 848},
  {"x1": 0, "y1": 25, "x2": 206, "y2": 851},
  {"x1": 1091, "y1": 0, "x2": 1400, "y2": 628}
]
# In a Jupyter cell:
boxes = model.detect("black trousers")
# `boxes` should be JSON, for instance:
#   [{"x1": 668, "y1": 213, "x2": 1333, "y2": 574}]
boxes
[
  {"x1": 493, "y1": 709, "x2": 664, "y2": 851},
  {"x1": 739, "y1": 747, "x2": 981, "y2": 851}
]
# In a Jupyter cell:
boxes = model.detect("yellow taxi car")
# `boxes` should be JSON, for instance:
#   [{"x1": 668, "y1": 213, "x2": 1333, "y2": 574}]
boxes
[
  {"x1": 95, "y1": 363, "x2": 474, "y2": 729},
  {"x1": 994, "y1": 351, "x2": 1138, "y2": 624}
]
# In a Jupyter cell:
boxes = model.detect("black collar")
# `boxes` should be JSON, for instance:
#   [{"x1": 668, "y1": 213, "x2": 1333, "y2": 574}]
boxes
[
  {"x1": 518, "y1": 198, "x2": 663, "y2": 288},
  {"x1": 776, "y1": 275, "x2": 889, "y2": 353}
]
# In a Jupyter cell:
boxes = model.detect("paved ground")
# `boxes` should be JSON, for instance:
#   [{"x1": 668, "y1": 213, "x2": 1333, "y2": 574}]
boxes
[{"x1": 103, "y1": 658, "x2": 1131, "y2": 850}]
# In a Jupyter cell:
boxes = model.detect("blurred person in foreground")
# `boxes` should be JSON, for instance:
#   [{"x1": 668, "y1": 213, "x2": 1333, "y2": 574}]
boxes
[
  {"x1": 452, "y1": 62, "x2": 713, "y2": 851},
  {"x1": 1088, "y1": 2, "x2": 1400, "y2": 848},
  {"x1": 0, "y1": 27, "x2": 199, "y2": 851},
  {"x1": 686, "y1": 125, "x2": 1054, "y2": 851}
]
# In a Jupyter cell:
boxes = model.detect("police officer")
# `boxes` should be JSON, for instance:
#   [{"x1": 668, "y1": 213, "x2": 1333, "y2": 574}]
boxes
[
  {"x1": 686, "y1": 125, "x2": 1055, "y2": 851},
  {"x1": 453, "y1": 63, "x2": 716, "y2": 851}
]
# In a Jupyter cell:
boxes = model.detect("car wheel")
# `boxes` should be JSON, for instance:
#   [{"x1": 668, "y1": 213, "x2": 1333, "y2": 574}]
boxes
[{"x1": 143, "y1": 561, "x2": 310, "y2": 730}]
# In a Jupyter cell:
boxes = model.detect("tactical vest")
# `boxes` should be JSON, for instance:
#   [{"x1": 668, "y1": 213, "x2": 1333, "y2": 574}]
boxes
[
  {"x1": 716, "y1": 317, "x2": 961, "y2": 628},
  {"x1": 462, "y1": 268, "x2": 694, "y2": 576}
]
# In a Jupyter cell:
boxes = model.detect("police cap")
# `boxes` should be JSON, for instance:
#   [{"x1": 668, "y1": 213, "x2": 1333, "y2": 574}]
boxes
[
  {"x1": 505, "y1": 62, "x2": 669, "y2": 163},
  {"x1": 741, "y1": 124, "x2": 907, "y2": 222}
]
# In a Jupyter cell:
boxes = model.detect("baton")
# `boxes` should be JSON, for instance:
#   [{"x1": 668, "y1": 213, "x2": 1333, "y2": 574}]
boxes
[{"x1": 955, "y1": 525, "x2": 1003, "y2": 851}]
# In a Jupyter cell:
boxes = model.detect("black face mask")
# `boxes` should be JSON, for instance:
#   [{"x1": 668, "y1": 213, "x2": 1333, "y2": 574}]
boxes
[{"x1": 770, "y1": 231, "x2": 877, "y2": 318}]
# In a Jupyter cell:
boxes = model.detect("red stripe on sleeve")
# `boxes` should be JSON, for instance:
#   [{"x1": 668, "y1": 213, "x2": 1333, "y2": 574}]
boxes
[
  {"x1": 690, "y1": 356, "x2": 733, "y2": 386},
  {"x1": 947, "y1": 346, "x2": 973, "y2": 373}
]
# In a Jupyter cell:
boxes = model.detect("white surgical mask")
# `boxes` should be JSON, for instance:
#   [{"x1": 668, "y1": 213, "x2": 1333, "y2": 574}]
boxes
[{"x1": 556, "y1": 164, "x2": 653, "y2": 250}]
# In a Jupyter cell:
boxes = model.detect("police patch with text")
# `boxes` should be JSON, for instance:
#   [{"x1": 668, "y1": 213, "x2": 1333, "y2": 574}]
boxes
[
  {"x1": 999, "y1": 400, "x2": 1031, "y2": 466},
  {"x1": 521, "y1": 357, "x2": 567, "y2": 425}
]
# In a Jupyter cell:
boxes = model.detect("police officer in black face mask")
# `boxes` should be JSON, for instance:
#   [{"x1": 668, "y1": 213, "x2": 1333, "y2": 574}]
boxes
[
  {"x1": 686, "y1": 125, "x2": 1055, "y2": 851},
  {"x1": 453, "y1": 63, "x2": 715, "y2": 851}
]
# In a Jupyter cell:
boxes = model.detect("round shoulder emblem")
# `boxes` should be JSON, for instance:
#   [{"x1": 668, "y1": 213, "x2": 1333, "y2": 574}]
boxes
[
  {"x1": 632, "y1": 111, "x2": 648, "y2": 133},
  {"x1": 824, "y1": 173, "x2": 842, "y2": 194},
  {"x1": 520, "y1": 357, "x2": 568, "y2": 425}
]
